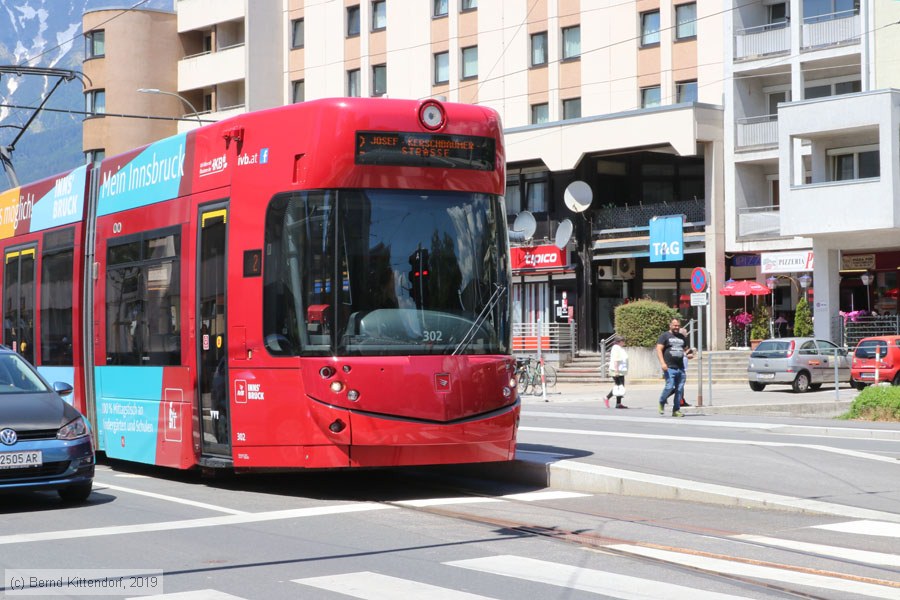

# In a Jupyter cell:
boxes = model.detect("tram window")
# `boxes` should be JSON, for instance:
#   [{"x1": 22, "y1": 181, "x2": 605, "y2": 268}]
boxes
[
  {"x1": 41, "y1": 247, "x2": 74, "y2": 366},
  {"x1": 106, "y1": 229, "x2": 181, "y2": 366}
]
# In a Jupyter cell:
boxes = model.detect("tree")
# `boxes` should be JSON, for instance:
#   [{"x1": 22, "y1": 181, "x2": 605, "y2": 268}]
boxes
[
  {"x1": 750, "y1": 302, "x2": 770, "y2": 341},
  {"x1": 793, "y1": 297, "x2": 813, "y2": 337}
]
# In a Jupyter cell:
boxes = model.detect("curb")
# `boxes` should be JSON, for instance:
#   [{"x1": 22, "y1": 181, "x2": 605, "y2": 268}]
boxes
[{"x1": 681, "y1": 400, "x2": 853, "y2": 418}]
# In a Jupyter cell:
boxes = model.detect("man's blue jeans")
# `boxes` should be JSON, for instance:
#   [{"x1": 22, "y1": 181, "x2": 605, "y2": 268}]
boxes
[{"x1": 659, "y1": 367, "x2": 685, "y2": 413}]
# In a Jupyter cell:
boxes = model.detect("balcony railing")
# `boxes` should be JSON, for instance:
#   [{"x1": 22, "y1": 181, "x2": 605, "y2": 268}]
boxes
[
  {"x1": 736, "y1": 114, "x2": 778, "y2": 149},
  {"x1": 594, "y1": 198, "x2": 705, "y2": 233},
  {"x1": 802, "y1": 10, "x2": 860, "y2": 50},
  {"x1": 734, "y1": 21, "x2": 789, "y2": 60},
  {"x1": 737, "y1": 205, "x2": 780, "y2": 239}
]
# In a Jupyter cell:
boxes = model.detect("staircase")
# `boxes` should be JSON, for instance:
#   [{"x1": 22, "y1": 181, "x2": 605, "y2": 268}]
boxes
[{"x1": 555, "y1": 350, "x2": 752, "y2": 385}]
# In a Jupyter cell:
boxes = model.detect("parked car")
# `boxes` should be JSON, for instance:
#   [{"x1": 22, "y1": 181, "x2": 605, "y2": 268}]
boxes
[
  {"x1": 747, "y1": 337, "x2": 850, "y2": 393},
  {"x1": 0, "y1": 346, "x2": 94, "y2": 502},
  {"x1": 850, "y1": 335, "x2": 900, "y2": 389}
]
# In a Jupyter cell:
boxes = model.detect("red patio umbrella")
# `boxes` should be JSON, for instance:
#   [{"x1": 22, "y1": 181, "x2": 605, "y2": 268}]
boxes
[{"x1": 718, "y1": 279, "x2": 771, "y2": 297}]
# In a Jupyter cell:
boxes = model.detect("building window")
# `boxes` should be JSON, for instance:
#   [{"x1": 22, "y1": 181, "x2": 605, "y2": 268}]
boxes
[
  {"x1": 531, "y1": 31, "x2": 548, "y2": 66},
  {"x1": 347, "y1": 69, "x2": 360, "y2": 97},
  {"x1": 768, "y1": 2, "x2": 787, "y2": 25},
  {"x1": 675, "y1": 3, "x2": 697, "y2": 39},
  {"x1": 525, "y1": 179, "x2": 547, "y2": 213},
  {"x1": 504, "y1": 181, "x2": 520, "y2": 216},
  {"x1": 85, "y1": 89, "x2": 106, "y2": 115},
  {"x1": 805, "y1": 79, "x2": 861, "y2": 99},
  {"x1": 292, "y1": 80, "x2": 305, "y2": 103},
  {"x1": 372, "y1": 64, "x2": 387, "y2": 96},
  {"x1": 676, "y1": 80, "x2": 697, "y2": 103},
  {"x1": 433, "y1": 0, "x2": 448, "y2": 17},
  {"x1": 641, "y1": 11, "x2": 660, "y2": 46},
  {"x1": 461, "y1": 46, "x2": 478, "y2": 79},
  {"x1": 562, "y1": 98, "x2": 581, "y2": 119},
  {"x1": 372, "y1": 1, "x2": 386, "y2": 31},
  {"x1": 461, "y1": 0, "x2": 477, "y2": 11},
  {"x1": 85, "y1": 30, "x2": 104, "y2": 58},
  {"x1": 829, "y1": 146, "x2": 879, "y2": 181},
  {"x1": 85, "y1": 149, "x2": 105, "y2": 166},
  {"x1": 531, "y1": 103, "x2": 549, "y2": 125},
  {"x1": 434, "y1": 52, "x2": 449, "y2": 84},
  {"x1": 562, "y1": 26, "x2": 580, "y2": 59},
  {"x1": 347, "y1": 5, "x2": 360, "y2": 37},
  {"x1": 641, "y1": 86, "x2": 661, "y2": 108},
  {"x1": 291, "y1": 18, "x2": 304, "y2": 48}
]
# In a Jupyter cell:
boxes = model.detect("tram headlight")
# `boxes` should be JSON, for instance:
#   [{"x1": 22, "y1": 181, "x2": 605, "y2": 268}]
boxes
[
  {"x1": 319, "y1": 366, "x2": 335, "y2": 379},
  {"x1": 330, "y1": 381, "x2": 345, "y2": 393},
  {"x1": 347, "y1": 389, "x2": 360, "y2": 401},
  {"x1": 502, "y1": 387, "x2": 512, "y2": 398},
  {"x1": 509, "y1": 377, "x2": 517, "y2": 388}
]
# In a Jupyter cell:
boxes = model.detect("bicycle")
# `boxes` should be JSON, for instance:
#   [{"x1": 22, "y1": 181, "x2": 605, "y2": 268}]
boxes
[{"x1": 515, "y1": 356, "x2": 556, "y2": 394}]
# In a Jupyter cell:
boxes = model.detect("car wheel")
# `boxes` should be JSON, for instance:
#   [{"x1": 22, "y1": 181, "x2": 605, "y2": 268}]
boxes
[
  {"x1": 58, "y1": 482, "x2": 92, "y2": 503},
  {"x1": 809, "y1": 383, "x2": 823, "y2": 391},
  {"x1": 749, "y1": 382, "x2": 765, "y2": 392},
  {"x1": 892, "y1": 373, "x2": 900, "y2": 386},
  {"x1": 851, "y1": 380, "x2": 866, "y2": 391},
  {"x1": 792, "y1": 372, "x2": 811, "y2": 393}
]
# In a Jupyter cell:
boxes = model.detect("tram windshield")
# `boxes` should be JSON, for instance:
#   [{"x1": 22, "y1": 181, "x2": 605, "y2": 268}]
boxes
[{"x1": 264, "y1": 189, "x2": 510, "y2": 356}]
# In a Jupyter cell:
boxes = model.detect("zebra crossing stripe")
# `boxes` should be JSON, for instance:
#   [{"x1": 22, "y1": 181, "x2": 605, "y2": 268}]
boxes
[
  {"x1": 813, "y1": 520, "x2": 900, "y2": 538},
  {"x1": 605, "y1": 545, "x2": 900, "y2": 599},
  {"x1": 293, "y1": 571, "x2": 496, "y2": 599},
  {"x1": 395, "y1": 490, "x2": 590, "y2": 507},
  {"x1": 447, "y1": 555, "x2": 755, "y2": 599},
  {"x1": 733, "y1": 534, "x2": 900, "y2": 567},
  {"x1": 133, "y1": 590, "x2": 246, "y2": 600}
]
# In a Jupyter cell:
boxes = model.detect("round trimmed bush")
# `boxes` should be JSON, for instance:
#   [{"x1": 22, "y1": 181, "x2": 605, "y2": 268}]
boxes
[{"x1": 614, "y1": 299, "x2": 682, "y2": 348}]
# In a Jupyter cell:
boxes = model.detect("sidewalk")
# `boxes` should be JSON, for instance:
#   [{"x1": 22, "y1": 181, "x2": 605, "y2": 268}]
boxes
[{"x1": 522, "y1": 379, "x2": 857, "y2": 417}]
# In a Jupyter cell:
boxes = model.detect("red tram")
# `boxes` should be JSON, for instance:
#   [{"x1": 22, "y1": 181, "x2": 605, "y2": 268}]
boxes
[{"x1": 0, "y1": 98, "x2": 519, "y2": 470}]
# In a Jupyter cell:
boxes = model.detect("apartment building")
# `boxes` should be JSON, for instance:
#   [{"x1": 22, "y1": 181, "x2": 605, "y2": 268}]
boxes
[
  {"x1": 82, "y1": 8, "x2": 180, "y2": 160},
  {"x1": 725, "y1": 0, "x2": 900, "y2": 344},
  {"x1": 86, "y1": 0, "x2": 726, "y2": 351}
]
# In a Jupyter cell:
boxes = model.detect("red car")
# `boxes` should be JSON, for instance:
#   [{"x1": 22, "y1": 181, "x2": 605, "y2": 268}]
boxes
[{"x1": 850, "y1": 335, "x2": 900, "y2": 388}]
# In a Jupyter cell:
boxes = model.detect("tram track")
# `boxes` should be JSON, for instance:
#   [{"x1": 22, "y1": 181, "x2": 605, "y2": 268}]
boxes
[{"x1": 381, "y1": 478, "x2": 900, "y2": 600}]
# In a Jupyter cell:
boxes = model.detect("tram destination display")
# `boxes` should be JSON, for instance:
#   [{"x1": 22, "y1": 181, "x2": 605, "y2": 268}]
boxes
[{"x1": 355, "y1": 131, "x2": 495, "y2": 171}]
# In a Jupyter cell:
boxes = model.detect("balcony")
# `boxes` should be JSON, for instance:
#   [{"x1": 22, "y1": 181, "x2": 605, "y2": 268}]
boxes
[
  {"x1": 734, "y1": 22, "x2": 789, "y2": 61},
  {"x1": 734, "y1": 10, "x2": 859, "y2": 62},
  {"x1": 737, "y1": 206, "x2": 780, "y2": 239},
  {"x1": 736, "y1": 115, "x2": 778, "y2": 150},
  {"x1": 801, "y1": 10, "x2": 860, "y2": 51},
  {"x1": 178, "y1": 44, "x2": 245, "y2": 91},
  {"x1": 594, "y1": 198, "x2": 705, "y2": 234},
  {"x1": 778, "y1": 90, "x2": 899, "y2": 239}
]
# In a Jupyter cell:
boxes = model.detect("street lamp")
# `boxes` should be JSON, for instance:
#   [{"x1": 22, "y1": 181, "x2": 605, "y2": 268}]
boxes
[
  {"x1": 137, "y1": 88, "x2": 202, "y2": 125},
  {"x1": 860, "y1": 272, "x2": 873, "y2": 313},
  {"x1": 798, "y1": 273, "x2": 811, "y2": 303},
  {"x1": 766, "y1": 276, "x2": 777, "y2": 337}
]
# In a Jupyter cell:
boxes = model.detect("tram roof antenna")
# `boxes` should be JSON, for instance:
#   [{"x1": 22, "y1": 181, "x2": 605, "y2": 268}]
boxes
[{"x1": 0, "y1": 66, "x2": 92, "y2": 188}]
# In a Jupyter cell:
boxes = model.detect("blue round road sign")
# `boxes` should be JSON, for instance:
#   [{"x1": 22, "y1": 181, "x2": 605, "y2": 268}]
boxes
[{"x1": 691, "y1": 267, "x2": 708, "y2": 293}]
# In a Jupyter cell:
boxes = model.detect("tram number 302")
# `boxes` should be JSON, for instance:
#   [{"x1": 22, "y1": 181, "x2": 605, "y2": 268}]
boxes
[{"x1": 423, "y1": 331, "x2": 443, "y2": 342}]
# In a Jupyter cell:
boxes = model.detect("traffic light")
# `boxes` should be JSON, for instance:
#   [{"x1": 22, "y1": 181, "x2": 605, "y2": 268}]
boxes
[{"x1": 408, "y1": 248, "x2": 430, "y2": 307}]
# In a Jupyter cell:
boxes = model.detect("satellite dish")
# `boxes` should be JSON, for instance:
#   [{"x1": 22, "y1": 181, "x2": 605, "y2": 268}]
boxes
[
  {"x1": 564, "y1": 180, "x2": 593, "y2": 213},
  {"x1": 511, "y1": 210, "x2": 537, "y2": 240},
  {"x1": 554, "y1": 218, "x2": 573, "y2": 250}
]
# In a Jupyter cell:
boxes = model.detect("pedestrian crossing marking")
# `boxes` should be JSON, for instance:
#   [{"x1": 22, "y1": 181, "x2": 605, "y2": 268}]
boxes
[
  {"x1": 134, "y1": 591, "x2": 245, "y2": 600},
  {"x1": 394, "y1": 490, "x2": 589, "y2": 507},
  {"x1": 447, "y1": 555, "x2": 755, "y2": 599},
  {"x1": 500, "y1": 491, "x2": 589, "y2": 501},
  {"x1": 605, "y1": 545, "x2": 900, "y2": 599},
  {"x1": 813, "y1": 520, "x2": 900, "y2": 538},
  {"x1": 733, "y1": 534, "x2": 900, "y2": 567},
  {"x1": 293, "y1": 571, "x2": 496, "y2": 599}
]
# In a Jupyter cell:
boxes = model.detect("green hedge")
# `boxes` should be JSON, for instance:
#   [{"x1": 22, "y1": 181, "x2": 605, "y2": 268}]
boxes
[
  {"x1": 840, "y1": 385, "x2": 900, "y2": 422},
  {"x1": 614, "y1": 300, "x2": 682, "y2": 348}
]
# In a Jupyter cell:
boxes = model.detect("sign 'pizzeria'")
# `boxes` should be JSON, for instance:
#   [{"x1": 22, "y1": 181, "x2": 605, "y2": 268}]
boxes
[{"x1": 761, "y1": 250, "x2": 814, "y2": 273}]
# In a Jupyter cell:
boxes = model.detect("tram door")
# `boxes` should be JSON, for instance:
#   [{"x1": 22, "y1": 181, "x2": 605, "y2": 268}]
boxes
[
  {"x1": 3, "y1": 248, "x2": 36, "y2": 364},
  {"x1": 197, "y1": 208, "x2": 229, "y2": 457}
]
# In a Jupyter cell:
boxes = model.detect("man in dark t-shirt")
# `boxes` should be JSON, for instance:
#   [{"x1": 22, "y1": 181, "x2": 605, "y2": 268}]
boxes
[{"x1": 657, "y1": 318, "x2": 688, "y2": 417}]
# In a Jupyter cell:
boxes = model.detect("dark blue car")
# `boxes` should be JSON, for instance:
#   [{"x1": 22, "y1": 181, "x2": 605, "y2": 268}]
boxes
[{"x1": 0, "y1": 348, "x2": 94, "y2": 502}]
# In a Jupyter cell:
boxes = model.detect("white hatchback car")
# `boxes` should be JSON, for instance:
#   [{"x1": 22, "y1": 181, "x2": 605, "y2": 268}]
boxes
[{"x1": 747, "y1": 337, "x2": 850, "y2": 393}]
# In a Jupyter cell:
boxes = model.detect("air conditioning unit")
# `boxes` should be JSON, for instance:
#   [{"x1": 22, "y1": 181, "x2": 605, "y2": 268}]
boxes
[
  {"x1": 597, "y1": 264, "x2": 614, "y2": 281},
  {"x1": 613, "y1": 258, "x2": 636, "y2": 280}
]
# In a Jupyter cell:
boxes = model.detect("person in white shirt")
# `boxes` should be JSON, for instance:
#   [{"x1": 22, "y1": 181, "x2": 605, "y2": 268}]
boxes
[{"x1": 605, "y1": 335, "x2": 629, "y2": 409}]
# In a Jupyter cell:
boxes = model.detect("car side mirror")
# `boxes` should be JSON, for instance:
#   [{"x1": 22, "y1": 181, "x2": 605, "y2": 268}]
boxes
[{"x1": 53, "y1": 381, "x2": 74, "y2": 397}]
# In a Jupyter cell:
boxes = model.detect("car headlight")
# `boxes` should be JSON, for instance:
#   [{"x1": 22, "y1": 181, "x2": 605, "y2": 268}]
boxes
[{"x1": 58, "y1": 416, "x2": 89, "y2": 440}]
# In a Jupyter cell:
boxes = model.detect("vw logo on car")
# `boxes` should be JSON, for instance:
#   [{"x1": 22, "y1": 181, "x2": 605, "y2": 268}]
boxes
[{"x1": 0, "y1": 428, "x2": 17, "y2": 445}]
